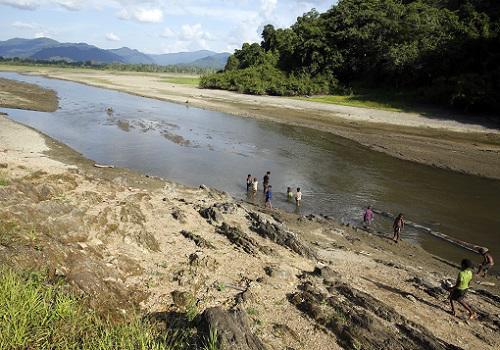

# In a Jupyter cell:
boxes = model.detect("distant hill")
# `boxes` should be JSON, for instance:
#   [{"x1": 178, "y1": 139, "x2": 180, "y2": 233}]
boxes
[
  {"x1": 32, "y1": 45, "x2": 126, "y2": 64},
  {"x1": 188, "y1": 52, "x2": 230, "y2": 70},
  {"x1": 109, "y1": 47, "x2": 155, "y2": 64},
  {"x1": 149, "y1": 50, "x2": 219, "y2": 66},
  {"x1": 0, "y1": 37, "x2": 59, "y2": 58},
  {"x1": 0, "y1": 38, "x2": 229, "y2": 69}
]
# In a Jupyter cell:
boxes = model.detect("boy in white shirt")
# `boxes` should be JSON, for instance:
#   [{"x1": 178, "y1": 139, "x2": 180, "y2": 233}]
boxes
[{"x1": 295, "y1": 187, "x2": 302, "y2": 207}]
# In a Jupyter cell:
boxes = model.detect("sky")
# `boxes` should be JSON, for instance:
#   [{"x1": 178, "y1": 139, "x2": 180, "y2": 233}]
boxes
[{"x1": 0, "y1": 0, "x2": 335, "y2": 54}]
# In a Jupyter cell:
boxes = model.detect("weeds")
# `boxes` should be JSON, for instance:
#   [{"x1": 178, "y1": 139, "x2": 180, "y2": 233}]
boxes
[
  {"x1": 203, "y1": 327, "x2": 218, "y2": 350},
  {"x1": 0, "y1": 267, "x2": 187, "y2": 349},
  {"x1": 0, "y1": 170, "x2": 9, "y2": 186}
]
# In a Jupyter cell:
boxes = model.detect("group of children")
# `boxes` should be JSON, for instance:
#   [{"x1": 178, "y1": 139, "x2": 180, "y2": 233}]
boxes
[
  {"x1": 245, "y1": 172, "x2": 302, "y2": 209},
  {"x1": 363, "y1": 206, "x2": 405, "y2": 243},
  {"x1": 362, "y1": 205, "x2": 495, "y2": 319}
]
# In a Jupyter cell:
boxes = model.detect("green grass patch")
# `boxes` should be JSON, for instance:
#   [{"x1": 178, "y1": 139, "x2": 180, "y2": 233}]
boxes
[
  {"x1": 295, "y1": 94, "x2": 407, "y2": 112},
  {"x1": 160, "y1": 76, "x2": 200, "y2": 85},
  {"x1": 0, "y1": 267, "x2": 208, "y2": 350}
]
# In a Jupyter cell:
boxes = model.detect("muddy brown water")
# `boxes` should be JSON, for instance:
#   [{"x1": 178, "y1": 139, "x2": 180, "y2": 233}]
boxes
[{"x1": 1, "y1": 72, "x2": 498, "y2": 271}]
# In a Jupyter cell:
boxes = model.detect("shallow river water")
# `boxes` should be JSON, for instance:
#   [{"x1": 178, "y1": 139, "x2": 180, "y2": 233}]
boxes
[{"x1": 1, "y1": 72, "x2": 498, "y2": 269}]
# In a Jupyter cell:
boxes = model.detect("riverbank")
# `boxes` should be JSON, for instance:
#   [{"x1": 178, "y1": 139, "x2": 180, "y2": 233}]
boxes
[
  {"x1": 0, "y1": 77, "x2": 58, "y2": 112},
  {"x1": 1, "y1": 98, "x2": 499, "y2": 348},
  {"x1": 1, "y1": 65, "x2": 499, "y2": 180}
]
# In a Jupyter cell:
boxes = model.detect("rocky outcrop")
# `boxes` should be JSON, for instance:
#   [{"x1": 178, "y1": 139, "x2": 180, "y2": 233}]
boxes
[
  {"x1": 289, "y1": 273, "x2": 463, "y2": 350},
  {"x1": 247, "y1": 212, "x2": 316, "y2": 258},
  {"x1": 180, "y1": 230, "x2": 215, "y2": 249},
  {"x1": 216, "y1": 223, "x2": 270, "y2": 255},
  {"x1": 200, "y1": 307, "x2": 267, "y2": 350}
]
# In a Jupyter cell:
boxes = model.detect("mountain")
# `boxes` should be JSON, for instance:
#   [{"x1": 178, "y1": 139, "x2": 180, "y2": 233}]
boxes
[
  {"x1": 0, "y1": 38, "x2": 229, "y2": 68},
  {"x1": 0, "y1": 37, "x2": 59, "y2": 58},
  {"x1": 109, "y1": 47, "x2": 155, "y2": 64},
  {"x1": 31, "y1": 44, "x2": 125, "y2": 64},
  {"x1": 149, "y1": 50, "x2": 218, "y2": 66},
  {"x1": 188, "y1": 52, "x2": 230, "y2": 70}
]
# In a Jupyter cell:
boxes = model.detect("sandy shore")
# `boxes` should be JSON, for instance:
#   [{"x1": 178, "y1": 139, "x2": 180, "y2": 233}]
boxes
[
  {"x1": 1, "y1": 107, "x2": 500, "y2": 348},
  {"x1": 2, "y1": 66, "x2": 500, "y2": 180}
]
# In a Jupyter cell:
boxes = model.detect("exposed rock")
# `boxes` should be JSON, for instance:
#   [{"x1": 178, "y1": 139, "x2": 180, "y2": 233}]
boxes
[
  {"x1": 200, "y1": 307, "x2": 267, "y2": 350},
  {"x1": 181, "y1": 230, "x2": 215, "y2": 249},
  {"x1": 217, "y1": 223, "x2": 269, "y2": 255},
  {"x1": 199, "y1": 202, "x2": 238, "y2": 224},
  {"x1": 171, "y1": 208, "x2": 187, "y2": 223},
  {"x1": 248, "y1": 212, "x2": 316, "y2": 258},
  {"x1": 289, "y1": 280, "x2": 463, "y2": 350}
]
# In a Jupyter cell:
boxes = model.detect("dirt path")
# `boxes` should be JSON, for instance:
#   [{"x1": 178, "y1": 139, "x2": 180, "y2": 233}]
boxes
[{"x1": 2, "y1": 66, "x2": 499, "y2": 180}]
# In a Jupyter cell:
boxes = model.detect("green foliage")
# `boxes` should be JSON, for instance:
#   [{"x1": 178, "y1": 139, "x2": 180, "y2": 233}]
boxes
[
  {"x1": 202, "y1": 327, "x2": 219, "y2": 350},
  {"x1": 0, "y1": 57, "x2": 214, "y2": 75},
  {"x1": 201, "y1": 0, "x2": 500, "y2": 113},
  {"x1": 0, "y1": 268, "x2": 186, "y2": 349},
  {"x1": 160, "y1": 76, "x2": 200, "y2": 85},
  {"x1": 0, "y1": 170, "x2": 9, "y2": 186}
]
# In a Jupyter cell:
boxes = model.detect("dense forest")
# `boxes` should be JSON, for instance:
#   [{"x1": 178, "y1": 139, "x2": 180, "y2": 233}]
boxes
[
  {"x1": 200, "y1": 0, "x2": 500, "y2": 112},
  {"x1": 0, "y1": 57, "x2": 215, "y2": 75}
]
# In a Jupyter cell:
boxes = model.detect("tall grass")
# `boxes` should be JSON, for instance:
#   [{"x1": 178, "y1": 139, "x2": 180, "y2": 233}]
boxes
[
  {"x1": 0, "y1": 268, "x2": 192, "y2": 349},
  {"x1": 0, "y1": 170, "x2": 9, "y2": 186}
]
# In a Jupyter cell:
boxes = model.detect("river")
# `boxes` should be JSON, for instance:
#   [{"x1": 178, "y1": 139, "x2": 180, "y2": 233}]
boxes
[{"x1": 1, "y1": 72, "x2": 498, "y2": 269}]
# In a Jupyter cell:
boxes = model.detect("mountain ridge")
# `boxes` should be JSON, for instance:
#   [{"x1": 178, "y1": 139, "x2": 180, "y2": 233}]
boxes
[{"x1": 0, "y1": 37, "x2": 230, "y2": 68}]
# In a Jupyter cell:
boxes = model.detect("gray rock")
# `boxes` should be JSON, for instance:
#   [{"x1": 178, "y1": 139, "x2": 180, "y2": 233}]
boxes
[{"x1": 200, "y1": 307, "x2": 267, "y2": 350}]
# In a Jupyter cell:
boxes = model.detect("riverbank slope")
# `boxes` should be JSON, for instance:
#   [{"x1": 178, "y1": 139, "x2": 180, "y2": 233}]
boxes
[
  {"x1": 1, "y1": 82, "x2": 499, "y2": 349},
  {"x1": 1, "y1": 65, "x2": 500, "y2": 180}
]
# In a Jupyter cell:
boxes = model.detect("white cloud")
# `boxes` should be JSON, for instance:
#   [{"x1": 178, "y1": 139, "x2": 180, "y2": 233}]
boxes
[
  {"x1": 12, "y1": 20, "x2": 36, "y2": 29},
  {"x1": 0, "y1": 0, "x2": 39, "y2": 10},
  {"x1": 118, "y1": 6, "x2": 163, "y2": 23},
  {"x1": 160, "y1": 26, "x2": 175, "y2": 38},
  {"x1": 54, "y1": 0, "x2": 81, "y2": 10},
  {"x1": 260, "y1": 0, "x2": 277, "y2": 14},
  {"x1": 105, "y1": 32, "x2": 120, "y2": 41},
  {"x1": 34, "y1": 30, "x2": 52, "y2": 38}
]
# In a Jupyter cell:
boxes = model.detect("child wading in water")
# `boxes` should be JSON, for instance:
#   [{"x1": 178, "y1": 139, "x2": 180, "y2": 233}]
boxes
[
  {"x1": 246, "y1": 174, "x2": 252, "y2": 192},
  {"x1": 295, "y1": 188, "x2": 302, "y2": 207},
  {"x1": 363, "y1": 206, "x2": 374, "y2": 227},
  {"x1": 265, "y1": 185, "x2": 273, "y2": 208},
  {"x1": 449, "y1": 259, "x2": 476, "y2": 320},
  {"x1": 393, "y1": 213, "x2": 404, "y2": 242},
  {"x1": 287, "y1": 187, "x2": 293, "y2": 201},
  {"x1": 477, "y1": 248, "x2": 494, "y2": 277}
]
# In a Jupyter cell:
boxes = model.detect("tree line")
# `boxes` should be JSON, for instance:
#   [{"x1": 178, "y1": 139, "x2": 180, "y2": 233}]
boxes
[
  {"x1": 0, "y1": 57, "x2": 213, "y2": 75},
  {"x1": 200, "y1": 0, "x2": 500, "y2": 112}
]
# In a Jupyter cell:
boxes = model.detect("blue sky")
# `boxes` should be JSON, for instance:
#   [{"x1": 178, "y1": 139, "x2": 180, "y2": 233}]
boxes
[{"x1": 0, "y1": 0, "x2": 335, "y2": 54}]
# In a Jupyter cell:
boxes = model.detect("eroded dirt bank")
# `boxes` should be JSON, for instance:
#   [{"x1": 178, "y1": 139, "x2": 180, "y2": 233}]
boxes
[
  {"x1": 1, "y1": 114, "x2": 499, "y2": 349},
  {"x1": 2, "y1": 67, "x2": 500, "y2": 180}
]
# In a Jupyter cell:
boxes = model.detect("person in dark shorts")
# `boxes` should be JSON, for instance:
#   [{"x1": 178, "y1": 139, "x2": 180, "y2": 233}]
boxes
[
  {"x1": 449, "y1": 259, "x2": 475, "y2": 319},
  {"x1": 263, "y1": 171, "x2": 270, "y2": 193},
  {"x1": 392, "y1": 213, "x2": 404, "y2": 242},
  {"x1": 265, "y1": 185, "x2": 273, "y2": 208},
  {"x1": 477, "y1": 248, "x2": 494, "y2": 277},
  {"x1": 246, "y1": 174, "x2": 252, "y2": 191}
]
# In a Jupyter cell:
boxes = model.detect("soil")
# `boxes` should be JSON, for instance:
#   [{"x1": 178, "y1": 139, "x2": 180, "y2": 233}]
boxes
[
  {"x1": 1, "y1": 114, "x2": 499, "y2": 349},
  {"x1": 0, "y1": 77, "x2": 58, "y2": 112},
  {"x1": 1, "y1": 66, "x2": 499, "y2": 179}
]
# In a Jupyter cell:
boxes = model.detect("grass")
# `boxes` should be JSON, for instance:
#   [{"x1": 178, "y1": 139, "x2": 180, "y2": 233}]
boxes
[
  {"x1": 160, "y1": 76, "x2": 200, "y2": 86},
  {"x1": 294, "y1": 89, "x2": 423, "y2": 113},
  {"x1": 0, "y1": 267, "x2": 218, "y2": 350}
]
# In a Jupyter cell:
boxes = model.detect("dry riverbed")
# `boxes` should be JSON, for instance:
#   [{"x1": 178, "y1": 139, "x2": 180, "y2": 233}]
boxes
[
  {"x1": 1, "y1": 66, "x2": 500, "y2": 179},
  {"x1": 1, "y1": 79, "x2": 499, "y2": 349}
]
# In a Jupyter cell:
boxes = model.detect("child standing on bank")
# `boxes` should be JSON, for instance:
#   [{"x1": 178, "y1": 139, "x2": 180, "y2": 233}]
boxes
[{"x1": 449, "y1": 259, "x2": 476, "y2": 320}]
